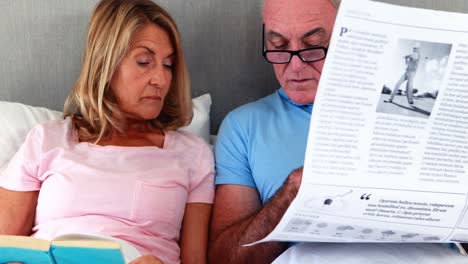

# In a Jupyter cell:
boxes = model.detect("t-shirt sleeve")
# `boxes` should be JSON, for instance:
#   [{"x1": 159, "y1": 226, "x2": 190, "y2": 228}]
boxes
[
  {"x1": 187, "y1": 142, "x2": 215, "y2": 204},
  {"x1": 214, "y1": 112, "x2": 256, "y2": 188},
  {"x1": 0, "y1": 126, "x2": 43, "y2": 191}
]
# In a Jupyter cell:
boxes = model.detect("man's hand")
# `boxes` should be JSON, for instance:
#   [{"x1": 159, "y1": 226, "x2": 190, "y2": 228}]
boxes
[
  {"x1": 208, "y1": 167, "x2": 305, "y2": 264},
  {"x1": 286, "y1": 167, "x2": 303, "y2": 194},
  {"x1": 277, "y1": 167, "x2": 304, "y2": 204},
  {"x1": 129, "y1": 255, "x2": 164, "y2": 264}
]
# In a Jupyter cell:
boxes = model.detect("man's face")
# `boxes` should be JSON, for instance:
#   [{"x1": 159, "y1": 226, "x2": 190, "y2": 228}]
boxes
[{"x1": 263, "y1": 0, "x2": 337, "y2": 104}]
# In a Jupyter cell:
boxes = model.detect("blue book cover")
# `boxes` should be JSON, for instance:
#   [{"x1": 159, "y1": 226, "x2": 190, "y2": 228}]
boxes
[{"x1": 0, "y1": 235, "x2": 126, "y2": 264}]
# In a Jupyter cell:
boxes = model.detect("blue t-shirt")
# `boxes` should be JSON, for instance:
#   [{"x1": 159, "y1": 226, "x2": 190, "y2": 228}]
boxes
[{"x1": 215, "y1": 88, "x2": 312, "y2": 204}]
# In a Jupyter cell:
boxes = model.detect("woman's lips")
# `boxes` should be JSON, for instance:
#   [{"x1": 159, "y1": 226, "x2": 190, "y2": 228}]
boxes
[{"x1": 143, "y1": 96, "x2": 162, "y2": 101}]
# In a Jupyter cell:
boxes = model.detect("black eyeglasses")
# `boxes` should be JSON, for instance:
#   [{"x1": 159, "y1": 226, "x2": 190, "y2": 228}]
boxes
[{"x1": 262, "y1": 24, "x2": 328, "y2": 64}]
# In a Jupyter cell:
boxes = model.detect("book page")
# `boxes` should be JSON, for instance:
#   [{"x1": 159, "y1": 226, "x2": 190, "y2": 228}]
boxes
[
  {"x1": 0, "y1": 235, "x2": 49, "y2": 250},
  {"x1": 249, "y1": 0, "x2": 468, "y2": 245},
  {"x1": 53, "y1": 233, "x2": 141, "y2": 263}
]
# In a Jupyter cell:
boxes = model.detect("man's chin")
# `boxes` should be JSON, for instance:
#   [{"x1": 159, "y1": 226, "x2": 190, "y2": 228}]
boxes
[{"x1": 283, "y1": 88, "x2": 316, "y2": 104}]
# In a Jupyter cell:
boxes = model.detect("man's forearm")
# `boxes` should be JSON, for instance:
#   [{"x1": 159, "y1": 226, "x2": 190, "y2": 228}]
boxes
[
  {"x1": 209, "y1": 174, "x2": 300, "y2": 263},
  {"x1": 209, "y1": 212, "x2": 287, "y2": 264}
]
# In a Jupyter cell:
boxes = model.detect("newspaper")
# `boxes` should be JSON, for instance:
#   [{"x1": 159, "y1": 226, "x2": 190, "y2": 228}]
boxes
[{"x1": 250, "y1": 0, "x2": 468, "y2": 245}]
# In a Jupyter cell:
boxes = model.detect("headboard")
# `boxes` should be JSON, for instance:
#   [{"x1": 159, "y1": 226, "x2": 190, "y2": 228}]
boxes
[{"x1": 1, "y1": 0, "x2": 467, "y2": 133}]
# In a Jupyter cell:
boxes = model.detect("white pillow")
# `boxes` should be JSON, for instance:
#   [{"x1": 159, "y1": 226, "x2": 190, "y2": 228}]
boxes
[
  {"x1": 0, "y1": 102, "x2": 62, "y2": 173},
  {"x1": 0, "y1": 93, "x2": 211, "y2": 173},
  {"x1": 179, "y1": 93, "x2": 212, "y2": 143}
]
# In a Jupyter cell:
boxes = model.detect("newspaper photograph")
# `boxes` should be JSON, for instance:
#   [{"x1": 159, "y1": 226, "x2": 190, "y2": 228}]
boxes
[{"x1": 249, "y1": 0, "x2": 468, "y2": 245}]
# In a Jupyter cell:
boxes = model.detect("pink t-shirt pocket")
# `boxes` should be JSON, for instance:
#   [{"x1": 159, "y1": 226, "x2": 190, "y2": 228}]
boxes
[{"x1": 130, "y1": 180, "x2": 187, "y2": 225}]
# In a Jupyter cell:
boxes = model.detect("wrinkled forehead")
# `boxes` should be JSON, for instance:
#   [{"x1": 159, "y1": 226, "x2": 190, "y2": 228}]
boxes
[{"x1": 263, "y1": 0, "x2": 336, "y2": 26}]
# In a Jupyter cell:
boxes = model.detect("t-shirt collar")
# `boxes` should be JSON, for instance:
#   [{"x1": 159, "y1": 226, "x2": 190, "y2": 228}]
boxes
[{"x1": 278, "y1": 87, "x2": 313, "y2": 112}]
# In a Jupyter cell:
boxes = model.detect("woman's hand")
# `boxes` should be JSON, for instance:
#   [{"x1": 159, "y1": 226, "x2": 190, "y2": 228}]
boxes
[{"x1": 129, "y1": 255, "x2": 165, "y2": 264}]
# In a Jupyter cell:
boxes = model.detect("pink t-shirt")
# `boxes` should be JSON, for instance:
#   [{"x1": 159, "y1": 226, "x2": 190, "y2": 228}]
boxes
[{"x1": 0, "y1": 118, "x2": 215, "y2": 264}]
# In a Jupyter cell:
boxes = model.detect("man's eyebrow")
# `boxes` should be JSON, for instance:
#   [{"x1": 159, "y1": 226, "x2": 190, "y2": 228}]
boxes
[
  {"x1": 266, "y1": 30, "x2": 286, "y2": 40},
  {"x1": 303, "y1": 28, "x2": 326, "y2": 39},
  {"x1": 267, "y1": 28, "x2": 326, "y2": 40}
]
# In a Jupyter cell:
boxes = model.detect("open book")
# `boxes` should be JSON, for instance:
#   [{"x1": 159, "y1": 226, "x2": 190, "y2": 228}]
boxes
[
  {"x1": 249, "y1": 0, "x2": 468, "y2": 247},
  {"x1": 0, "y1": 234, "x2": 128, "y2": 264}
]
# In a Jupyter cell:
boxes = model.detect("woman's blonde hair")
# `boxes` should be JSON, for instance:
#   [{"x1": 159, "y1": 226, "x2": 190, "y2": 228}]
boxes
[
  {"x1": 64, "y1": 0, "x2": 192, "y2": 143},
  {"x1": 330, "y1": 0, "x2": 341, "y2": 8}
]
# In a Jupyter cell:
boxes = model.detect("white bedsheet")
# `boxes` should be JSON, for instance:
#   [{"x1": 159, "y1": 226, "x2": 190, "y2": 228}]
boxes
[{"x1": 272, "y1": 243, "x2": 468, "y2": 264}]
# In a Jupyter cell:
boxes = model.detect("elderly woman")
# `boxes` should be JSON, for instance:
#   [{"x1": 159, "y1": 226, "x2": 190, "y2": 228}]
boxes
[{"x1": 0, "y1": 0, "x2": 214, "y2": 263}]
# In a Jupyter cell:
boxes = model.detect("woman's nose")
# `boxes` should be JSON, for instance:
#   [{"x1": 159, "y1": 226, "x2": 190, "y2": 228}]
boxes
[{"x1": 149, "y1": 64, "x2": 168, "y2": 86}]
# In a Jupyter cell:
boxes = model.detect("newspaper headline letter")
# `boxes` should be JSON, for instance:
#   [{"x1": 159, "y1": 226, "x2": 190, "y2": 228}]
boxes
[{"x1": 249, "y1": 0, "x2": 468, "y2": 245}]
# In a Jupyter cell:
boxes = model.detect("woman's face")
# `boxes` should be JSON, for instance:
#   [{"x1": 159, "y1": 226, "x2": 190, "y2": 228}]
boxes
[{"x1": 110, "y1": 23, "x2": 175, "y2": 122}]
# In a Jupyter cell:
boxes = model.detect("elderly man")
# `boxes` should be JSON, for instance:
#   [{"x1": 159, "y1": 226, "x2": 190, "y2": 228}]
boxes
[{"x1": 208, "y1": 0, "x2": 339, "y2": 263}]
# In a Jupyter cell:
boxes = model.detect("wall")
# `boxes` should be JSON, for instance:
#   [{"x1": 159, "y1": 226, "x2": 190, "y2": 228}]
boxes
[{"x1": 0, "y1": 0, "x2": 466, "y2": 133}]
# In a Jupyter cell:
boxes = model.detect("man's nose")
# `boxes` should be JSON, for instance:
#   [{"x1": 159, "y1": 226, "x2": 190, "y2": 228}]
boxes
[{"x1": 289, "y1": 54, "x2": 307, "y2": 72}]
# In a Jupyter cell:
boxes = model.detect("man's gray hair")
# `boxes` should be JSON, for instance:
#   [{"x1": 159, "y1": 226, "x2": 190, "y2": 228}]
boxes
[{"x1": 262, "y1": 0, "x2": 341, "y2": 12}]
